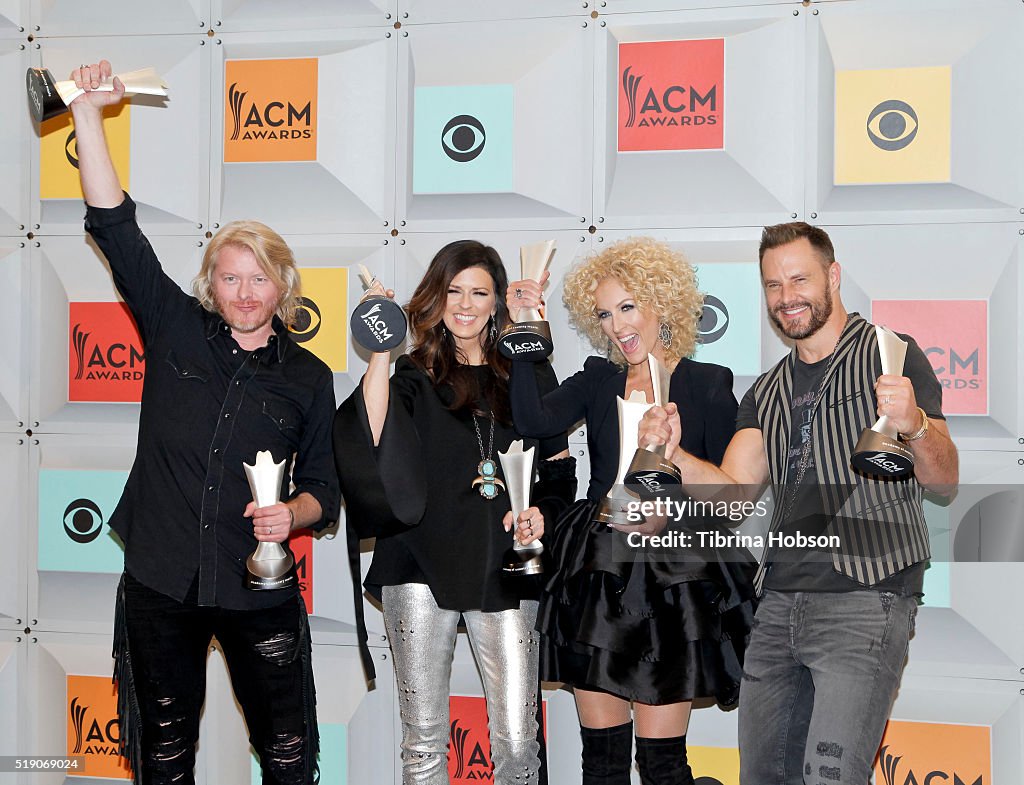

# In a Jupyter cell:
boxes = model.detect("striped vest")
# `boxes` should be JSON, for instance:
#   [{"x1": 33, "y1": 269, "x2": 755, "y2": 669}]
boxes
[{"x1": 752, "y1": 314, "x2": 930, "y2": 591}]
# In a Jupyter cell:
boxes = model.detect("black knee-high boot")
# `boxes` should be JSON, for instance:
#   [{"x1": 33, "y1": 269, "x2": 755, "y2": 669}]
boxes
[
  {"x1": 581, "y1": 721, "x2": 634, "y2": 785},
  {"x1": 635, "y1": 735, "x2": 694, "y2": 785}
]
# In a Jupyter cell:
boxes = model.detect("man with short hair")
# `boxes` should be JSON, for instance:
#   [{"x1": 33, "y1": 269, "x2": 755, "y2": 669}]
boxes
[
  {"x1": 639, "y1": 222, "x2": 958, "y2": 785},
  {"x1": 68, "y1": 61, "x2": 339, "y2": 784}
]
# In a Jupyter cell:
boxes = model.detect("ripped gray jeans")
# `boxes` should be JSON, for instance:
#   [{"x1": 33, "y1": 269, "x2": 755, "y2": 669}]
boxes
[{"x1": 738, "y1": 589, "x2": 917, "y2": 785}]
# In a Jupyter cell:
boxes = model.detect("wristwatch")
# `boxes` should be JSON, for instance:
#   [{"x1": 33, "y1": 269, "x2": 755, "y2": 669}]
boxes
[{"x1": 900, "y1": 407, "x2": 929, "y2": 442}]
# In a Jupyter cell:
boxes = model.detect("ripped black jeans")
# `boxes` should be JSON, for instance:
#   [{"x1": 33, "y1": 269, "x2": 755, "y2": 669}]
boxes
[{"x1": 117, "y1": 573, "x2": 317, "y2": 785}]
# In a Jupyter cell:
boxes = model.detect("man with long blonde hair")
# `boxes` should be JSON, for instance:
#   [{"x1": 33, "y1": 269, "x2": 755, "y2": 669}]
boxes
[{"x1": 67, "y1": 60, "x2": 339, "y2": 785}]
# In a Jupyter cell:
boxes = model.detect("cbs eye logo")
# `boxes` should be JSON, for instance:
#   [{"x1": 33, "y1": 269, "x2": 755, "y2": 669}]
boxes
[
  {"x1": 866, "y1": 100, "x2": 919, "y2": 151},
  {"x1": 698, "y1": 294, "x2": 730, "y2": 344},
  {"x1": 441, "y1": 115, "x2": 486, "y2": 162},
  {"x1": 65, "y1": 129, "x2": 80, "y2": 169},
  {"x1": 289, "y1": 297, "x2": 322, "y2": 342},
  {"x1": 63, "y1": 498, "x2": 104, "y2": 544}
]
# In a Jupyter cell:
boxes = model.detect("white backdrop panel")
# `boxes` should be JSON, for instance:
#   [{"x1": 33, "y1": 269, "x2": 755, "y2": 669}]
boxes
[
  {"x1": 595, "y1": 6, "x2": 805, "y2": 229},
  {"x1": 30, "y1": 0, "x2": 207, "y2": 36},
  {"x1": 0, "y1": 243, "x2": 28, "y2": 430},
  {"x1": 28, "y1": 235, "x2": 203, "y2": 435},
  {"x1": 397, "y1": 17, "x2": 593, "y2": 232},
  {"x1": 399, "y1": 0, "x2": 584, "y2": 24},
  {"x1": 211, "y1": 0, "x2": 395, "y2": 33},
  {"x1": 0, "y1": 437, "x2": 28, "y2": 631},
  {"x1": 0, "y1": 634, "x2": 26, "y2": 785},
  {"x1": 211, "y1": 30, "x2": 397, "y2": 235},
  {"x1": 28, "y1": 434, "x2": 137, "y2": 635},
  {"x1": 30, "y1": 35, "x2": 211, "y2": 235},
  {"x1": 806, "y1": 0, "x2": 1024, "y2": 225},
  {"x1": 824, "y1": 222, "x2": 1022, "y2": 451},
  {"x1": 1, "y1": 38, "x2": 29, "y2": 236}
]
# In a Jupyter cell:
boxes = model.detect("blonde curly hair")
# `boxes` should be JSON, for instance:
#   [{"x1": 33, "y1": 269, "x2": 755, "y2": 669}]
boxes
[{"x1": 562, "y1": 237, "x2": 703, "y2": 367}]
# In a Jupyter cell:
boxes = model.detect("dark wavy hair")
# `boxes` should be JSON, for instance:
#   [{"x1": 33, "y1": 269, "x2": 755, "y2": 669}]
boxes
[{"x1": 407, "y1": 240, "x2": 512, "y2": 422}]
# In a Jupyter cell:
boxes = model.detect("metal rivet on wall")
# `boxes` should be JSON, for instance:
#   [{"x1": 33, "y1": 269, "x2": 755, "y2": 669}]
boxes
[
  {"x1": 810, "y1": 212, "x2": 817, "y2": 219},
  {"x1": 791, "y1": 213, "x2": 798, "y2": 219}
]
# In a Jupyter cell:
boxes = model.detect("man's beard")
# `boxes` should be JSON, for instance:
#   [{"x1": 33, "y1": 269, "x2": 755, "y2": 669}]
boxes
[
  {"x1": 768, "y1": 285, "x2": 833, "y2": 340},
  {"x1": 215, "y1": 295, "x2": 277, "y2": 335}
]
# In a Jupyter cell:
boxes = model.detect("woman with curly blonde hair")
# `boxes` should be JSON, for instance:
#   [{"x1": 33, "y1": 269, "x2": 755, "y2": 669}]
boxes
[{"x1": 506, "y1": 237, "x2": 756, "y2": 785}]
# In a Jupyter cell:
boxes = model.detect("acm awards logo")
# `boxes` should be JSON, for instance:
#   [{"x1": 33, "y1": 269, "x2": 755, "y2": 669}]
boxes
[
  {"x1": 878, "y1": 745, "x2": 983, "y2": 785},
  {"x1": 227, "y1": 82, "x2": 312, "y2": 142},
  {"x1": 68, "y1": 302, "x2": 146, "y2": 403},
  {"x1": 698, "y1": 294, "x2": 730, "y2": 345},
  {"x1": 449, "y1": 718, "x2": 492, "y2": 781},
  {"x1": 871, "y1": 300, "x2": 986, "y2": 415},
  {"x1": 442, "y1": 115, "x2": 486, "y2": 162},
  {"x1": 69, "y1": 697, "x2": 121, "y2": 756},
  {"x1": 867, "y1": 100, "x2": 919, "y2": 151},
  {"x1": 67, "y1": 675, "x2": 132, "y2": 779},
  {"x1": 617, "y1": 39, "x2": 724, "y2": 152},
  {"x1": 64, "y1": 497, "x2": 105, "y2": 544},
  {"x1": 290, "y1": 531, "x2": 314, "y2": 614},
  {"x1": 224, "y1": 58, "x2": 318, "y2": 163}
]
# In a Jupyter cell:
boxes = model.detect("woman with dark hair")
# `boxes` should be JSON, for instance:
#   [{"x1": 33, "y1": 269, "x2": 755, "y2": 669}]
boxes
[
  {"x1": 506, "y1": 237, "x2": 756, "y2": 785},
  {"x1": 334, "y1": 240, "x2": 575, "y2": 785}
]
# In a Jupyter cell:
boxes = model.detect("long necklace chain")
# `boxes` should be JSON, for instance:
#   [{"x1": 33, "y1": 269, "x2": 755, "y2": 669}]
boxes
[
  {"x1": 781, "y1": 316, "x2": 850, "y2": 520},
  {"x1": 471, "y1": 411, "x2": 504, "y2": 499}
]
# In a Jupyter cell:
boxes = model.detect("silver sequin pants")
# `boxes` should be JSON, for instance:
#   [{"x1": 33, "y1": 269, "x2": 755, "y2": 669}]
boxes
[{"x1": 382, "y1": 583, "x2": 541, "y2": 785}]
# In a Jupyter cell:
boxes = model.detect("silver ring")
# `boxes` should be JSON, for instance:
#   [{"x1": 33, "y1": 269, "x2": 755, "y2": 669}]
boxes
[{"x1": 515, "y1": 288, "x2": 523, "y2": 299}]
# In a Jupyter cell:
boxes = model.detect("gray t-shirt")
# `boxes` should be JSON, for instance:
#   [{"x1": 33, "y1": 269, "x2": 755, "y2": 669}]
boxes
[{"x1": 736, "y1": 337, "x2": 944, "y2": 595}]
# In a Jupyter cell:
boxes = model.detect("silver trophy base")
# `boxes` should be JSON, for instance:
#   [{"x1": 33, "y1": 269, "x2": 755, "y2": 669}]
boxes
[
  {"x1": 624, "y1": 447, "x2": 681, "y2": 497},
  {"x1": 245, "y1": 543, "x2": 297, "y2": 591},
  {"x1": 851, "y1": 428, "x2": 915, "y2": 478},
  {"x1": 498, "y1": 321, "x2": 553, "y2": 361},
  {"x1": 502, "y1": 544, "x2": 544, "y2": 575}
]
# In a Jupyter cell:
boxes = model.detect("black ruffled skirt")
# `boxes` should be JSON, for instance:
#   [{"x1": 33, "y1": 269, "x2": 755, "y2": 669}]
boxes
[{"x1": 537, "y1": 499, "x2": 757, "y2": 706}]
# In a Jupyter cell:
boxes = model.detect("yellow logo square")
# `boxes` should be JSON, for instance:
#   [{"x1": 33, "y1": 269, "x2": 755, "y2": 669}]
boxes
[
  {"x1": 41, "y1": 104, "x2": 131, "y2": 199},
  {"x1": 834, "y1": 66, "x2": 951, "y2": 185},
  {"x1": 290, "y1": 267, "x2": 348, "y2": 373}
]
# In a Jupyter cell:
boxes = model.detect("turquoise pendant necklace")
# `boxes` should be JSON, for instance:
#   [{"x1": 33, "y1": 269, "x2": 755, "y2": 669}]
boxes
[{"x1": 471, "y1": 411, "x2": 505, "y2": 500}]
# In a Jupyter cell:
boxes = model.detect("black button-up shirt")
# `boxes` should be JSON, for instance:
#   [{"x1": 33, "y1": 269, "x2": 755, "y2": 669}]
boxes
[{"x1": 85, "y1": 194, "x2": 340, "y2": 609}]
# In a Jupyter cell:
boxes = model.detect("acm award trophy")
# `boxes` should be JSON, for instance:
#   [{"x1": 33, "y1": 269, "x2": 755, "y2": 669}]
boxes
[
  {"x1": 349, "y1": 264, "x2": 407, "y2": 352},
  {"x1": 594, "y1": 389, "x2": 656, "y2": 528},
  {"x1": 624, "y1": 354, "x2": 681, "y2": 496},
  {"x1": 498, "y1": 239, "x2": 557, "y2": 361},
  {"x1": 26, "y1": 66, "x2": 168, "y2": 123},
  {"x1": 243, "y1": 451, "x2": 297, "y2": 590},
  {"x1": 851, "y1": 326, "x2": 916, "y2": 478},
  {"x1": 497, "y1": 440, "x2": 544, "y2": 575}
]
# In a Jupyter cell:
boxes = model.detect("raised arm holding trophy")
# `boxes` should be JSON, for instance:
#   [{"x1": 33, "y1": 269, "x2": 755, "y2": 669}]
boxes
[
  {"x1": 58, "y1": 59, "x2": 339, "y2": 785},
  {"x1": 506, "y1": 237, "x2": 754, "y2": 785}
]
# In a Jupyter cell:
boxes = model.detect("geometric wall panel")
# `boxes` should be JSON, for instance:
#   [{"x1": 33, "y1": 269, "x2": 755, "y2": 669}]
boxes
[
  {"x1": 401, "y1": 0, "x2": 583, "y2": 25},
  {"x1": 28, "y1": 434, "x2": 136, "y2": 635},
  {"x1": 212, "y1": 30, "x2": 397, "y2": 235},
  {"x1": 281, "y1": 234, "x2": 394, "y2": 405},
  {"x1": 30, "y1": 35, "x2": 211, "y2": 235},
  {"x1": 397, "y1": 18, "x2": 593, "y2": 232},
  {"x1": 0, "y1": 243, "x2": 28, "y2": 430},
  {"x1": 595, "y1": 7, "x2": 805, "y2": 230},
  {"x1": 0, "y1": 634, "x2": 24, "y2": 782},
  {"x1": 30, "y1": 0, "x2": 205, "y2": 36},
  {"x1": 212, "y1": 0, "x2": 394, "y2": 33},
  {"x1": 825, "y1": 222, "x2": 1022, "y2": 451},
  {"x1": 28, "y1": 236, "x2": 203, "y2": 435},
  {"x1": 886, "y1": 675, "x2": 1022, "y2": 785},
  {"x1": 807, "y1": 0, "x2": 1024, "y2": 225},
  {"x1": 603, "y1": 0, "x2": 795, "y2": 11},
  {"x1": 1, "y1": 37, "x2": 30, "y2": 236},
  {"x1": 0, "y1": 437, "x2": 28, "y2": 630}
]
